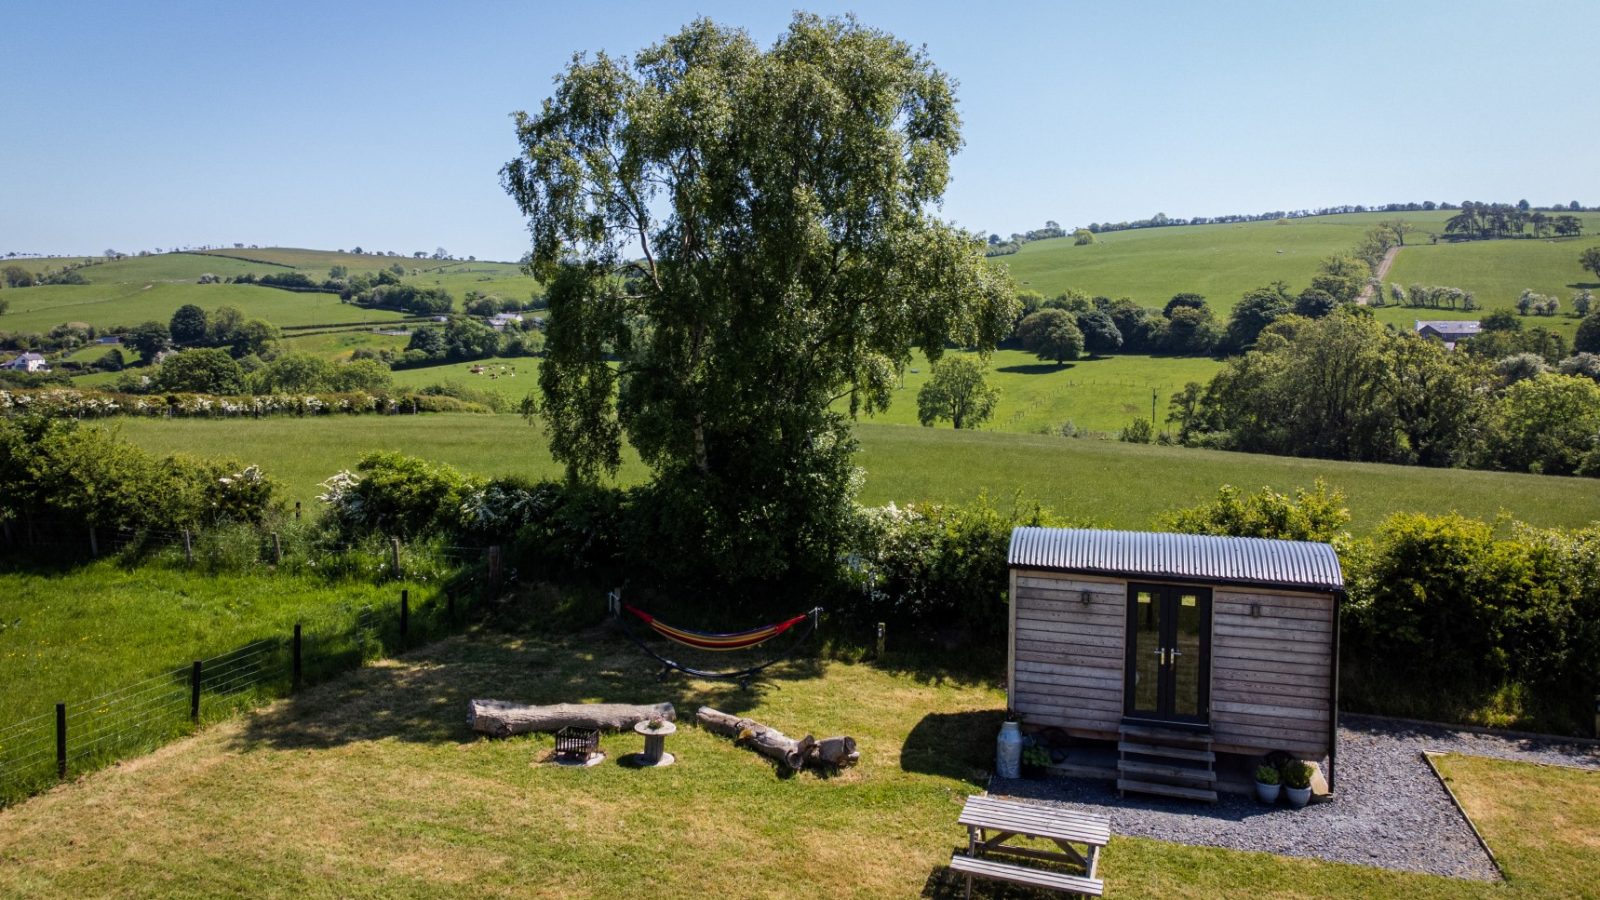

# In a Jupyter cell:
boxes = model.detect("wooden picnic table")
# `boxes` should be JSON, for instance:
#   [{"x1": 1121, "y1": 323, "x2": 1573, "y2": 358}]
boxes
[{"x1": 951, "y1": 794, "x2": 1109, "y2": 898}]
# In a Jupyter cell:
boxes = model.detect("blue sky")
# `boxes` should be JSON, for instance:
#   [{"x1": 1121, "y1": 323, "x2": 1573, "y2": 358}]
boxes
[{"x1": 5, "y1": 1, "x2": 1597, "y2": 261}]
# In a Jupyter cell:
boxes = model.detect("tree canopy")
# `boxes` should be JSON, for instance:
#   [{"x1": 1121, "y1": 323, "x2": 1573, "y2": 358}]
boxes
[
  {"x1": 502, "y1": 14, "x2": 1015, "y2": 583},
  {"x1": 917, "y1": 356, "x2": 999, "y2": 429}
]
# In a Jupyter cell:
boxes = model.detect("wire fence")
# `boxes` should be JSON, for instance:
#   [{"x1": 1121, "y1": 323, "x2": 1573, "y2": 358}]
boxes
[{"x1": 0, "y1": 545, "x2": 498, "y2": 807}]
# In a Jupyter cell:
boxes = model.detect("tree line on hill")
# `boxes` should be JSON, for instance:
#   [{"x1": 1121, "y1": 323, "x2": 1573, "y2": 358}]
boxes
[
  {"x1": 1443, "y1": 201, "x2": 1586, "y2": 241},
  {"x1": 981, "y1": 198, "x2": 1589, "y2": 257}
]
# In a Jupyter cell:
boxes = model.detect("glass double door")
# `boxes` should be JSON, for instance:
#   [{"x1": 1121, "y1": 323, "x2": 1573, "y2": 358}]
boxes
[{"x1": 1126, "y1": 583, "x2": 1211, "y2": 723}]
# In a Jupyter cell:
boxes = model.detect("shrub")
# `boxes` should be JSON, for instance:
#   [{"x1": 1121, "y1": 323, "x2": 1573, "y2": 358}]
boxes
[
  {"x1": 1254, "y1": 764, "x2": 1279, "y2": 785},
  {"x1": 848, "y1": 496, "x2": 1062, "y2": 640},
  {"x1": 319, "y1": 452, "x2": 482, "y2": 539},
  {"x1": 1158, "y1": 480, "x2": 1352, "y2": 550},
  {"x1": 1118, "y1": 417, "x2": 1154, "y2": 443},
  {"x1": 0, "y1": 417, "x2": 278, "y2": 542}
]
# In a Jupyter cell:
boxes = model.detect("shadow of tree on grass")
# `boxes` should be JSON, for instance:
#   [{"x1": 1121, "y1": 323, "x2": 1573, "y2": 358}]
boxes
[{"x1": 230, "y1": 628, "x2": 825, "y2": 753}]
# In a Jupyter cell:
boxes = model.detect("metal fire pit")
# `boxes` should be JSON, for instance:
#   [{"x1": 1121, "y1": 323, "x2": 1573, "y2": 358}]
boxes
[{"x1": 552, "y1": 726, "x2": 603, "y2": 767}]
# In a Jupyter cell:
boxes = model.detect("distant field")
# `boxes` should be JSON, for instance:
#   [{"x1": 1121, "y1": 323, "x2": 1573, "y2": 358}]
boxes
[
  {"x1": 1386, "y1": 237, "x2": 1598, "y2": 305},
  {"x1": 112, "y1": 415, "x2": 1600, "y2": 532},
  {"x1": 1, "y1": 282, "x2": 410, "y2": 334},
  {"x1": 383, "y1": 350, "x2": 1217, "y2": 434},
  {"x1": 276, "y1": 329, "x2": 412, "y2": 361},
  {"x1": 994, "y1": 210, "x2": 1598, "y2": 313}
]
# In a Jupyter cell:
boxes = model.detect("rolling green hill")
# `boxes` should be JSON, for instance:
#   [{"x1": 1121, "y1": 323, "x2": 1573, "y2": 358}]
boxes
[
  {"x1": 1, "y1": 282, "x2": 410, "y2": 334},
  {"x1": 993, "y1": 210, "x2": 1597, "y2": 319},
  {"x1": 112, "y1": 414, "x2": 1600, "y2": 533}
]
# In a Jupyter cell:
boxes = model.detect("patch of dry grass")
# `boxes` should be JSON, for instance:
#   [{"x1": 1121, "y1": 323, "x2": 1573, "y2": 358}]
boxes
[{"x1": 0, "y1": 632, "x2": 1589, "y2": 898}]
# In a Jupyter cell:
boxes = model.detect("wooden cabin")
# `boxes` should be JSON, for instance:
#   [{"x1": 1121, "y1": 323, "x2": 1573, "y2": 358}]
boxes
[{"x1": 1006, "y1": 527, "x2": 1344, "y2": 801}]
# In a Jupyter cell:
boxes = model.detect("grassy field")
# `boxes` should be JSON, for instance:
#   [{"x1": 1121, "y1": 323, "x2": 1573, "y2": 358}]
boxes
[
  {"x1": 993, "y1": 210, "x2": 1598, "y2": 314},
  {"x1": 277, "y1": 328, "x2": 413, "y2": 362},
  {"x1": 0, "y1": 561, "x2": 434, "y2": 732},
  {"x1": 0, "y1": 629, "x2": 1591, "y2": 898},
  {"x1": 2, "y1": 282, "x2": 410, "y2": 334},
  {"x1": 382, "y1": 350, "x2": 1216, "y2": 435},
  {"x1": 108, "y1": 415, "x2": 1600, "y2": 532}
]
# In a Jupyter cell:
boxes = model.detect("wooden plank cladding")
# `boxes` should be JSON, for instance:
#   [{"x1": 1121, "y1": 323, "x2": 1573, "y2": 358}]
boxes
[
  {"x1": 1010, "y1": 571, "x2": 1126, "y2": 734},
  {"x1": 1210, "y1": 588, "x2": 1334, "y2": 756}
]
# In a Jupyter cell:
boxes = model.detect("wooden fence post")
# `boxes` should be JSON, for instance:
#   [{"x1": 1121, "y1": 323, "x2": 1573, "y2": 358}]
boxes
[
  {"x1": 399, "y1": 590, "x2": 409, "y2": 639},
  {"x1": 486, "y1": 546, "x2": 503, "y2": 592},
  {"x1": 88, "y1": 527, "x2": 98, "y2": 558},
  {"x1": 271, "y1": 532, "x2": 283, "y2": 566},
  {"x1": 55, "y1": 703, "x2": 66, "y2": 780},
  {"x1": 190, "y1": 661, "x2": 202, "y2": 722},
  {"x1": 183, "y1": 529, "x2": 194, "y2": 565},
  {"x1": 292, "y1": 623, "x2": 303, "y2": 691},
  {"x1": 390, "y1": 537, "x2": 402, "y2": 580},
  {"x1": 876, "y1": 622, "x2": 886, "y2": 658}
]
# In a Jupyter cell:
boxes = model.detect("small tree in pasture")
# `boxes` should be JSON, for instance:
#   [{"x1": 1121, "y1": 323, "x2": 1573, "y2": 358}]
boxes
[{"x1": 917, "y1": 356, "x2": 1000, "y2": 430}]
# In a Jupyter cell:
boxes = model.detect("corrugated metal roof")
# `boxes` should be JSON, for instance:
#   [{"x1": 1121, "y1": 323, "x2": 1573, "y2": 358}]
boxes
[{"x1": 1008, "y1": 527, "x2": 1344, "y2": 592}]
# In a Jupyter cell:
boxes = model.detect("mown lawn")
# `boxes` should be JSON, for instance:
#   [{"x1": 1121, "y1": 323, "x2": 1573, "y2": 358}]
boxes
[
  {"x1": 0, "y1": 630, "x2": 1590, "y2": 898},
  {"x1": 110, "y1": 415, "x2": 1600, "y2": 532}
]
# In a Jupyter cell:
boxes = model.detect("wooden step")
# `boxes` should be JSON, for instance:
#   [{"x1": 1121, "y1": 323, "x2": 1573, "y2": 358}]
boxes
[
  {"x1": 1117, "y1": 723, "x2": 1212, "y2": 746},
  {"x1": 1117, "y1": 759, "x2": 1218, "y2": 785},
  {"x1": 948, "y1": 853, "x2": 1104, "y2": 897},
  {"x1": 1117, "y1": 740, "x2": 1216, "y2": 763},
  {"x1": 1117, "y1": 778, "x2": 1218, "y2": 803}
]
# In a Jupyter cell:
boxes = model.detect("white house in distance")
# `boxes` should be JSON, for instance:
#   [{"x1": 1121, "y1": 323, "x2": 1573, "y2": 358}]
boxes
[
  {"x1": 2, "y1": 352, "x2": 50, "y2": 373},
  {"x1": 487, "y1": 312, "x2": 524, "y2": 331},
  {"x1": 1414, "y1": 320, "x2": 1481, "y2": 350}
]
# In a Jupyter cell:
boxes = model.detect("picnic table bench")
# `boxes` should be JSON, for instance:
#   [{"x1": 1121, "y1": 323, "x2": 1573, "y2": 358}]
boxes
[{"x1": 951, "y1": 794, "x2": 1109, "y2": 898}]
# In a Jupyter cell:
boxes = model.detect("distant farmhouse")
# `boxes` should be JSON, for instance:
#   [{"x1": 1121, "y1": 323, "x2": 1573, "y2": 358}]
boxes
[
  {"x1": 1414, "y1": 320, "x2": 1481, "y2": 350},
  {"x1": 3, "y1": 352, "x2": 50, "y2": 373},
  {"x1": 487, "y1": 312, "x2": 524, "y2": 331}
]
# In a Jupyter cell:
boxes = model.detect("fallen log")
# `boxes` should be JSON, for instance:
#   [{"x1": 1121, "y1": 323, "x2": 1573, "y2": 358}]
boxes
[
  {"x1": 815, "y1": 736, "x2": 861, "y2": 768},
  {"x1": 468, "y1": 700, "x2": 675, "y2": 738},
  {"x1": 696, "y1": 706, "x2": 858, "y2": 770}
]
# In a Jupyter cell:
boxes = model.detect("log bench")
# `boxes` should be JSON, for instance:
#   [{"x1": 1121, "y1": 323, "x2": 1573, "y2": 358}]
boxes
[{"x1": 953, "y1": 795, "x2": 1109, "y2": 898}]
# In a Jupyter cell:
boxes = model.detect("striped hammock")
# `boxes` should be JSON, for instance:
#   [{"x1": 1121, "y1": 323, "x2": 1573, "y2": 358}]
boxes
[{"x1": 622, "y1": 604, "x2": 812, "y2": 652}]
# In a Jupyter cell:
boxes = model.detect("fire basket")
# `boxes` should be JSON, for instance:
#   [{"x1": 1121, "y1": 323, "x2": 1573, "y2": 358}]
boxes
[{"x1": 553, "y1": 726, "x2": 601, "y2": 766}]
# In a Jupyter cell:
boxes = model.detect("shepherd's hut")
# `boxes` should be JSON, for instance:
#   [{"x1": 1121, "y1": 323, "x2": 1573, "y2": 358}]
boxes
[{"x1": 1006, "y1": 527, "x2": 1344, "y2": 801}]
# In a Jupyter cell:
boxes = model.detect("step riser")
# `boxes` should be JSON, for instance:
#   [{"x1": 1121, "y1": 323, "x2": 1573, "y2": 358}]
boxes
[
  {"x1": 1117, "y1": 778, "x2": 1219, "y2": 803},
  {"x1": 1117, "y1": 741, "x2": 1216, "y2": 763},
  {"x1": 1117, "y1": 761, "x2": 1217, "y2": 785}
]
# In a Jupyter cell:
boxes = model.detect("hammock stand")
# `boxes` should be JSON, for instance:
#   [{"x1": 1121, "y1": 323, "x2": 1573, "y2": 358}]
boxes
[{"x1": 608, "y1": 591, "x2": 822, "y2": 687}]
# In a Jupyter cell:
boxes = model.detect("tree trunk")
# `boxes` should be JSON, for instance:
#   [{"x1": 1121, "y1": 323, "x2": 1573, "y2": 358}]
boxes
[
  {"x1": 695, "y1": 706, "x2": 858, "y2": 770},
  {"x1": 468, "y1": 700, "x2": 675, "y2": 738}
]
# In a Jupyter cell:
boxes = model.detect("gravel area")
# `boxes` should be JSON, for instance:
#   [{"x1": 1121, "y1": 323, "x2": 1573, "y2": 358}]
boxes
[{"x1": 991, "y1": 715, "x2": 1600, "y2": 880}]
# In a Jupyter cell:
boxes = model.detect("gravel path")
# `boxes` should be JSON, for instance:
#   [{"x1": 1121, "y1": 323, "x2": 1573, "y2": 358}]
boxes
[{"x1": 991, "y1": 715, "x2": 1600, "y2": 880}]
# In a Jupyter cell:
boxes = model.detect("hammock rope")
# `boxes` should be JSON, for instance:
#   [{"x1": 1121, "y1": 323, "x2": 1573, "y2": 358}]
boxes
[{"x1": 610, "y1": 592, "x2": 822, "y2": 685}]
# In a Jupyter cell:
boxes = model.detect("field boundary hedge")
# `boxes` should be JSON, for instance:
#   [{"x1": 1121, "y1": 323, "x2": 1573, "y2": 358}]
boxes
[{"x1": 1, "y1": 388, "x2": 490, "y2": 418}]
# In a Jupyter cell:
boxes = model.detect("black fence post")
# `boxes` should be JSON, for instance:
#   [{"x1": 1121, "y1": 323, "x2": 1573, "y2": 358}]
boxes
[
  {"x1": 55, "y1": 703, "x2": 66, "y2": 780},
  {"x1": 400, "y1": 590, "x2": 409, "y2": 640},
  {"x1": 292, "y1": 623, "x2": 303, "y2": 692},
  {"x1": 190, "y1": 661, "x2": 202, "y2": 722}
]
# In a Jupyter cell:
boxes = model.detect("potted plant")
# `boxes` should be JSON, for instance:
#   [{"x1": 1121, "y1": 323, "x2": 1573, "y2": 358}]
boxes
[
  {"x1": 1020, "y1": 746, "x2": 1051, "y2": 780},
  {"x1": 1253, "y1": 763, "x2": 1281, "y2": 804},
  {"x1": 1282, "y1": 761, "x2": 1313, "y2": 808}
]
